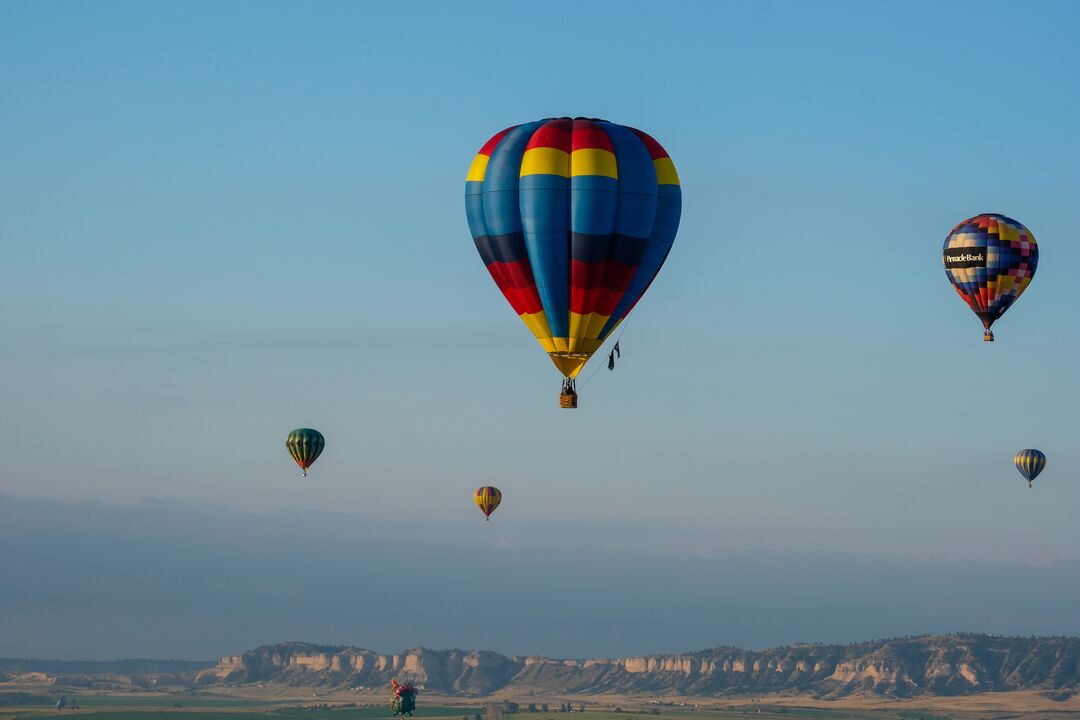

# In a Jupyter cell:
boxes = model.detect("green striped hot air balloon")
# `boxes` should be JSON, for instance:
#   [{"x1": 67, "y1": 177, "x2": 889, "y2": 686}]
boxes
[{"x1": 286, "y1": 428, "x2": 324, "y2": 477}]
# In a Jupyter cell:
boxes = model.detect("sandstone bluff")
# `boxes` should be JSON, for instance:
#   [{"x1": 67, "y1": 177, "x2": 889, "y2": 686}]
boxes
[{"x1": 196, "y1": 635, "x2": 1080, "y2": 698}]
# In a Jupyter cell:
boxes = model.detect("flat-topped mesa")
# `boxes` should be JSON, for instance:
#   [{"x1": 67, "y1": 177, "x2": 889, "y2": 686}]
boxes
[
  {"x1": 621, "y1": 657, "x2": 698, "y2": 674},
  {"x1": 193, "y1": 635, "x2": 1080, "y2": 698}
]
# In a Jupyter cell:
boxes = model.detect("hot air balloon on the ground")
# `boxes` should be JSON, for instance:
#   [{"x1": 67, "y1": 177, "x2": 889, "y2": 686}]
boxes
[
  {"x1": 285, "y1": 428, "x2": 324, "y2": 477},
  {"x1": 943, "y1": 213, "x2": 1038, "y2": 341},
  {"x1": 474, "y1": 486, "x2": 502, "y2": 521},
  {"x1": 1015, "y1": 449, "x2": 1046, "y2": 488},
  {"x1": 390, "y1": 681, "x2": 417, "y2": 716},
  {"x1": 466, "y1": 117, "x2": 681, "y2": 407}
]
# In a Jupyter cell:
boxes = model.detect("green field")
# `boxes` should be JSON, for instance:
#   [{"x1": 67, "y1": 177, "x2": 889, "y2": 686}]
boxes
[{"x1": 0, "y1": 699, "x2": 935, "y2": 720}]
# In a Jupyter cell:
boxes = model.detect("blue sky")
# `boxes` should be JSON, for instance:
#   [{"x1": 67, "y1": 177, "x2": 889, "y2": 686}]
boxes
[{"x1": 2, "y1": 0, "x2": 1079, "y2": 658}]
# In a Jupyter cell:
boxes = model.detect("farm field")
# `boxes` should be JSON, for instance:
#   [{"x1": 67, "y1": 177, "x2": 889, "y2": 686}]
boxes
[{"x1": 3, "y1": 691, "x2": 1080, "y2": 720}]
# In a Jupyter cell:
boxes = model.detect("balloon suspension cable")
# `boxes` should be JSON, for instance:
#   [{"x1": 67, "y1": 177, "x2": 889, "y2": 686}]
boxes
[{"x1": 577, "y1": 318, "x2": 634, "y2": 392}]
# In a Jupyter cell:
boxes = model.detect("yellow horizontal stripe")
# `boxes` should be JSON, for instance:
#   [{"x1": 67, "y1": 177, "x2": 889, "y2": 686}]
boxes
[
  {"x1": 549, "y1": 353, "x2": 591, "y2": 378},
  {"x1": 520, "y1": 147, "x2": 569, "y2": 177},
  {"x1": 568, "y1": 312, "x2": 593, "y2": 343},
  {"x1": 466, "y1": 154, "x2": 489, "y2": 183},
  {"x1": 570, "y1": 338, "x2": 603, "y2": 354},
  {"x1": 568, "y1": 311, "x2": 613, "y2": 351},
  {"x1": 570, "y1": 148, "x2": 617, "y2": 178},
  {"x1": 654, "y1": 157, "x2": 680, "y2": 185},
  {"x1": 519, "y1": 310, "x2": 553, "y2": 343}
]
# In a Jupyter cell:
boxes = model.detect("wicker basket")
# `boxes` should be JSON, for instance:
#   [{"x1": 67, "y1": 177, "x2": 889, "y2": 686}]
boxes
[{"x1": 559, "y1": 390, "x2": 578, "y2": 409}]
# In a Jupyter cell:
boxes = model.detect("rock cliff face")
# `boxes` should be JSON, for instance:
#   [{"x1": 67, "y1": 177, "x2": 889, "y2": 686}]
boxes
[
  {"x1": 195, "y1": 644, "x2": 522, "y2": 696},
  {"x1": 194, "y1": 635, "x2": 1080, "y2": 698}
]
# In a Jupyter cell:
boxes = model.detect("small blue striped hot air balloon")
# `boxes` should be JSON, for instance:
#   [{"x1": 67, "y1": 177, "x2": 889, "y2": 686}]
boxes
[
  {"x1": 465, "y1": 117, "x2": 681, "y2": 407},
  {"x1": 1014, "y1": 449, "x2": 1046, "y2": 488}
]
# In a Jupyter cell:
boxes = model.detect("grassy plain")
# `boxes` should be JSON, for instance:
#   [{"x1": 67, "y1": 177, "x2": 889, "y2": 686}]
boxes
[{"x1": 1, "y1": 686, "x2": 1079, "y2": 720}]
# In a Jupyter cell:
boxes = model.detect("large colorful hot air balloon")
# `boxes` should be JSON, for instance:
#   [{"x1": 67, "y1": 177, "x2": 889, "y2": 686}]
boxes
[
  {"x1": 474, "y1": 486, "x2": 502, "y2": 521},
  {"x1": 943, "y1": 213, "x2": 1038, "y2": 341},
  {"x1": 465, "y1": 117, "x2": 681, "y2": 407},
  {"x1": 285, "y1": 428, "x2": 324, "y2": 477},
  {"x1": 1014, "y1": 449, "x2": 1046, "y2": 488}
]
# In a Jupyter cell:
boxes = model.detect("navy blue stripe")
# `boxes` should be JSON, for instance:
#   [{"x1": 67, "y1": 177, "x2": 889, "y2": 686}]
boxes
[
  {"x1": 572, "y1": 232, "x2": 649, "y2": 265},
  {"x1": 474, "y1": 232, "x2": 529, "y2": 265}
]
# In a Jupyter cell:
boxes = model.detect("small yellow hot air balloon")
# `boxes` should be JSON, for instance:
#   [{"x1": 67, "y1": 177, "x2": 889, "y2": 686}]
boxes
[{"x1": 474, "y1": 486, "x2": 502, "y2": 521}]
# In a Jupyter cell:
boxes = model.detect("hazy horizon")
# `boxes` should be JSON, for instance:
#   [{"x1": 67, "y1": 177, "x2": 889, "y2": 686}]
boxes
[{"x1": 2, "y1": 494, "x2": 1078, "y2": 661}]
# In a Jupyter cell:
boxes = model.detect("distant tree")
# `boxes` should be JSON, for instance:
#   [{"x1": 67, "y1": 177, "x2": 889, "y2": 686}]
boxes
[
  {"x1": 542, "y1": 705, "x2": 549, "y2": 713},
  {"x1": 528, "y1": 705, "x2": 537, "y2": 713}
]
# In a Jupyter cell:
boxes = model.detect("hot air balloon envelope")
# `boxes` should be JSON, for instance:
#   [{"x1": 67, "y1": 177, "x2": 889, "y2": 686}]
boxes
[
  {"x1": 466, "y1": 117, "x2": 681, "y2": 381},
  {"x1": 943, "y1": 213, "x2": 1038, "y2": 341},
  {"x1": 474, "y1": 486, "x2": 502, "y2": 521},
  {"x1": 286, "y1": 428, "x2": 324, "y2": 477},
  {"x1": 391, "y1": 681, "x2": 417, "y2": 716},
  {"x1": 1014, "y1": 449, "x2": 1046, "y2": 487}
]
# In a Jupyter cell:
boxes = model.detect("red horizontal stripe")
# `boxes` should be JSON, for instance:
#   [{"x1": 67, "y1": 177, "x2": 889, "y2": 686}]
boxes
[
  {"x1": 572, "y1": 119, "x2": 614, "y2": 152},
  {"x1": 490, "y1": 259, "x2": 536, "y2": 289},
  {"x1": 570, "y1": 259, "x2": 637, "y2": 292},
  {"x1": 585, "y1": 286, "x2": 629, "y2": 317},
  {"x1": 478, "y1": 126, "x2": 514, "y2": 156},
  {"x1": 630, "y1": 128, "x2": 669, "y2": 159},
  {"x1": 487, "y1": 260, "x2": 543, "y2": 315},
  {"x1": 525, "y1": 119, "x2": 571, "y2": 151},
  {"x1": 570, "y1": 260, "x2": 637, "y2": 315}
]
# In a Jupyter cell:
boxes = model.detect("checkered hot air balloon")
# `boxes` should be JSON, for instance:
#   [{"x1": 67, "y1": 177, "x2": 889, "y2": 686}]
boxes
[
  {"x1": 942, "y1": 213, "x2": 1038, "y2": 341},
  {"x1": 1014, "y1": 449, "x2": 1046, "y2": 488},
  {"x1": 285, "y1": 428, "x2": 324, "y2": 477},
  {"x1": 474, "y1": 486, "x2": 502, "y2": 521},
  {"x1": 465, "y1": 118, "x2": 681, "y2": 407}
]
